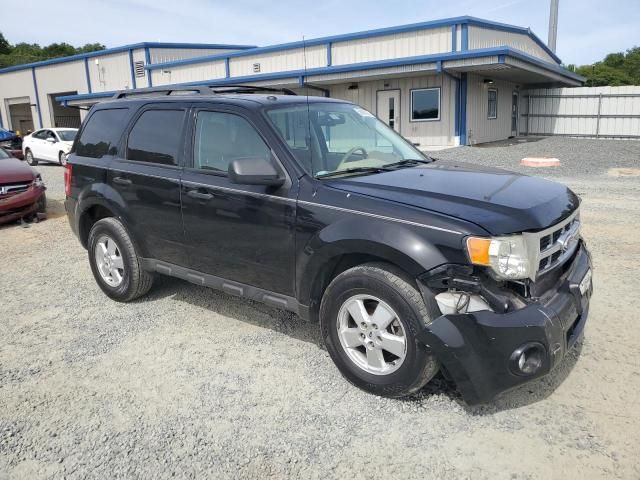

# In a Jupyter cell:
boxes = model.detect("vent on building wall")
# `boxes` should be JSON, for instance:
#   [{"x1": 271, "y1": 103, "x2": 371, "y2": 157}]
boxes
[
  {"x1": 253, "y1": 63, "x2": 261, "y2": 73},
  {"x1": 134, "y1": 61, "x2": 146, "y2": 78}
]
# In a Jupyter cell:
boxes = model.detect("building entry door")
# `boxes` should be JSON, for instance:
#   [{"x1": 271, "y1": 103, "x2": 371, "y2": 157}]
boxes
[
  {"x1": 376, "y1": 89, "x2": 401, "y2": 132},
  {"x1": 511, "y1": 91, "x2": 519, "y2": 136}
]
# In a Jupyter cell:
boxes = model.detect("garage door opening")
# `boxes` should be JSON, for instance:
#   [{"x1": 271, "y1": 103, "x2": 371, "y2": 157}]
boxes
[
  {"x1": 49, "y1": 91, "x2": 81, "y2": 128},
  {"x1": 6, "y1": 98, "x2": 34, "y2": 134}
]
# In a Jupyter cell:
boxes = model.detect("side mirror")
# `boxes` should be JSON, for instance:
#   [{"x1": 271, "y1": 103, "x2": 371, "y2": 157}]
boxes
[
  {"x1": 46, "y1": 137, "x2": 56, "y2": 143},
  {"x1": 228, "y1": 157, "x2": 285, "y2": 187}
]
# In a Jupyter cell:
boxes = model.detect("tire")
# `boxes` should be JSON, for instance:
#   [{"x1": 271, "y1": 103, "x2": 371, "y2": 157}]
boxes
[
  {"x1": 87, "y1": 217, "x2": 154, "y2": 302},
  {"x1": 58, "y1": 151, "x2": 67, "y2": 166},
  {"x1": 25, "y1": 149, "x2": 37, "y2": 166},
  {"x1": 36, "y1": 192, "x2": 47, "y2": 213},
  {"x1": 320, "y1": 262, "x2": 439, "y2": 398}
]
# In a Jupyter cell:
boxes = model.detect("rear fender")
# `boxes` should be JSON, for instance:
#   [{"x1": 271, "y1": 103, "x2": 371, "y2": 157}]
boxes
[{"x1": 76, "y1": 183, "x2": 149, "y2": 256}]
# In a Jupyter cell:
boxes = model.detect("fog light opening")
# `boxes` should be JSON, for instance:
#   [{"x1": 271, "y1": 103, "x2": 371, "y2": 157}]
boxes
[{"x1": 510, "y1": 343, "x2": 545, "y2": 376}]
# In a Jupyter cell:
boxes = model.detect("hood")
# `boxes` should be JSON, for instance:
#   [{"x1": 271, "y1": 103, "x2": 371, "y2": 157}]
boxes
[
  {"x1": 61, "y1": 140, "x2": 73, "y2": 148},
  {"x1": 0, "y1": 157, "x2": 37, "y2": 184},
  {"x1": 327, "y1": 161, "x2": 579, "y2": 235}
]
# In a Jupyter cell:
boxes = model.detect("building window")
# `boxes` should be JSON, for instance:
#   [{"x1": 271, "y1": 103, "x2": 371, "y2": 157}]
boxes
[
  {"x1": 488, "y1": 88, "x2": 498, "y2": 119},
  {"x1": 410, "y1": 88, "x2": 440, "y2": 122}
]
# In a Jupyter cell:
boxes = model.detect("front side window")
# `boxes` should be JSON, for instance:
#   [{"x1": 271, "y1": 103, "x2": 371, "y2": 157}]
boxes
[
  {"x1": 488, "y1": 89, "x2": 498, "y2": 119},
  {"x1": 193, "y1": 111, "x2": 270, "y2": 172},
  {"x1": 411, "y1": 88, "x2": 440, "y2": 122},
  {"x1": 127, "y1": 109, "x2": 185, "y2": 166},
  {"x1": 75, "y1": 108, "x2": 128, "y2": 159},
  {"x1": 265, "y1": 102, "x2": 427, "y2": 178},
  {"x1": 32, "y1": 130, "x2": 47, "y2": 140}
]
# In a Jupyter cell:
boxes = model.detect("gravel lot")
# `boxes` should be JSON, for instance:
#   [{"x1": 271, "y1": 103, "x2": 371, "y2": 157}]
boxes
[{"x1": 1, "y1": 137, "x2": 639, "y2": 479}]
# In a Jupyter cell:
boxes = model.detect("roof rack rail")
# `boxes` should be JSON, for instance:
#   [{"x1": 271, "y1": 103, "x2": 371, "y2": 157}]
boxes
[
  {"x1": 206, "y1": 85, "x2": 298, "y2": 96},
  {"x1": 112, "y1": 84, "x2": 297, "y2": 100},
  {"x1": 112, "y1": 86, "x2": 210, "y2": 99}
]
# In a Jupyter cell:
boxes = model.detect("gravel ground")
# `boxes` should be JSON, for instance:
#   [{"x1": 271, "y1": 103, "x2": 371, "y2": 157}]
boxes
[{"x1": 1, "y1": 138, "x2": 639, "y2": 479}]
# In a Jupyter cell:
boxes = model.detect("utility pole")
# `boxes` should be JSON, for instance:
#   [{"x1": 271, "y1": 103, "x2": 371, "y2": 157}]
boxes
[{"x1": 548, "y1": 0, "x2": 559, "y2": 53}]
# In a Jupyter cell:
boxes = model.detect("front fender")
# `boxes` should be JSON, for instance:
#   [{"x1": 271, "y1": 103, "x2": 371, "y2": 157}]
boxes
[{"x1": 296, "y1": 214, "x2": 465, "y2": 307}]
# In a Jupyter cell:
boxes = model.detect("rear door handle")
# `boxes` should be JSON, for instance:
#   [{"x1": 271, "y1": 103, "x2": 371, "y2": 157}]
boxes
[
  {"x1": 187, "y1": 189, "x2": 213, "y2": 201},
  {"x1": 113, "y1": 176, "x2": 132, "y2": 186}
]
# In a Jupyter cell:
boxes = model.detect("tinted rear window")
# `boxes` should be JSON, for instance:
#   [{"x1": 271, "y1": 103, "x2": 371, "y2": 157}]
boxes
[
  {"x1": 75, "y1": 109, "x2": 128, "y2": 159},
  {"x1": 126, "y1": 109, "x2": 185, "y2": 166}
]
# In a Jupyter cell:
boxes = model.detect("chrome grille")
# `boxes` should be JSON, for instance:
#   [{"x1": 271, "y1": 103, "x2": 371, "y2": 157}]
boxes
[
  {"x1": 523, "y1": 209, "x2": 580, "y2": 279},
  {"x1": 0, "y1": 182, "x2": 31, "y2": 198}
]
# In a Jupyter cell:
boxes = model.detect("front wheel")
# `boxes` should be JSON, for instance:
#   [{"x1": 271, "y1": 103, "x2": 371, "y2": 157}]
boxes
[
  {"x1": 320, "y1": 263, "x2": 439, "y2": 398},
  {"x1": 25, "y1": 149, "x2": 37, "y2": 166},
  {"x1": 88, "y1": 217, "x2": 154, "y2": 302},
  {"x1": 36, "y1": 192, "x2": 47, "y2": 213},
  {"x1": 58, "y1": 151, "x2": 67, "y2": 166}
]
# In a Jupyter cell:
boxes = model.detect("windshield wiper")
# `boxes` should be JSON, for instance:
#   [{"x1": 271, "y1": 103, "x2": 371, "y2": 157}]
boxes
[
  {"x1": 383, "y1": 158, "x2": 431, "y2": 169},
  {"x1": 316, "y1": 166, "x2": 392, "y2": 179}
]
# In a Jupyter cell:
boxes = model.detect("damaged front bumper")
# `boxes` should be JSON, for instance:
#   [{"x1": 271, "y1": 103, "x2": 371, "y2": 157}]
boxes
[
  {"x1": 418, "y1": 243, "x2": 593, "y2": 405},
  {"x1": 0, "y1": 183, "x2": 46, "y2": 225}
]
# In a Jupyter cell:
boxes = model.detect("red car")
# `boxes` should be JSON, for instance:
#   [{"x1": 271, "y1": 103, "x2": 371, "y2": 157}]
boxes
[{"x1": 0, "y1": 147, "x2": 46, "y2": 225}]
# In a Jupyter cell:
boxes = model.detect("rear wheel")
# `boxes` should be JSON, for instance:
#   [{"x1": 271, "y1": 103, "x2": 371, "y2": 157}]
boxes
[
  {"x1": 88, "y1": 217, "x2": 154, "y2": 302},
  {"x1": 25, "y1": 149, "x2": 37, "y2": 166},
  {"x1": 58, "y1": 151, "x2": 67, "y2": 166},
  {"x1": 320, "y1": 263, "x2": 439, "y2": 398}
]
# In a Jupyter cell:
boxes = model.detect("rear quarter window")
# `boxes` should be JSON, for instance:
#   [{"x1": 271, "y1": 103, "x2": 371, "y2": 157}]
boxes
[{"x1": 74, "y1": 108, "x2": 129, "y2": 159}]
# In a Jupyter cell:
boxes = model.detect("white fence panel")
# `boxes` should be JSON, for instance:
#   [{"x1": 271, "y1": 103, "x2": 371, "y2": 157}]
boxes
[{"x1": 520, "y1": 86, "x2": 640, "y2": 138}]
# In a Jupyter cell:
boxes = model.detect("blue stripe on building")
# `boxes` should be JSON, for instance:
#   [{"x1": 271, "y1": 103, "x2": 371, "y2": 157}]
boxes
[{"x1": 31, "y1": 68, "x2": 43, "y2": 129}]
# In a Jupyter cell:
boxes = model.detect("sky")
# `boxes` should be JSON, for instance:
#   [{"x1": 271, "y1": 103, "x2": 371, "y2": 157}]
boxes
[{"x1": 3, "y1": 0, "x2": 639, "y2": 65}]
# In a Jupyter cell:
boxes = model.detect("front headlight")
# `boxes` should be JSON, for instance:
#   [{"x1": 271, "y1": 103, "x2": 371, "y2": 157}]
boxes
[{"x1": 466, "y1": 235, "x2": 533, "y2": 280}]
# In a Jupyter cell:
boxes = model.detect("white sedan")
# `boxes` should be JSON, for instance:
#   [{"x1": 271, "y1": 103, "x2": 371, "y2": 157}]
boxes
[{"x1": 23, "y1": 128, "x2": 78, "y2": 166}]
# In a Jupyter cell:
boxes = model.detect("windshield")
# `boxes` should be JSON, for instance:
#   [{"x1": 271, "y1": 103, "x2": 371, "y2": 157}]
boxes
[
  {"x1": 57, "y1": 130, "x2": 77, "y2": 142},
  {"x1": 264, "y1": 102, "x2": 429, "y2": 178}
]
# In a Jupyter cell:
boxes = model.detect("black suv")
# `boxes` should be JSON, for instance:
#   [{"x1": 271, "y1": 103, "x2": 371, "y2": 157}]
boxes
[{"x1": 65, "y1": 85, "x2": 592, "y2": 405}]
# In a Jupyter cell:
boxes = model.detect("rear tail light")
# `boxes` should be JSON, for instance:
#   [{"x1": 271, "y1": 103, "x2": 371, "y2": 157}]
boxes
[{"x1": 64, "y1": 163, "x2": 72, "y2": 197}]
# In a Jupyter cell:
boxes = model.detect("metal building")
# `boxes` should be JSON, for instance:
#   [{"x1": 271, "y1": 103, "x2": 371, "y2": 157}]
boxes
[
  {"x1": 0, "y1": 16, "x2": 584, "y2": 147},
  {"x1": 0, "y1": 42, "x2": 255, "y2": 133}
]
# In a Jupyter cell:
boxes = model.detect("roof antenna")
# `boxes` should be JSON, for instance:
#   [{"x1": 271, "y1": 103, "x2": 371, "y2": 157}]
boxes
[
  {"x1": 302, "y1": 34, "x2": 309, "y2": 104},
  {"x1": 302, "y1": 35, "x2": 315, "y2": 175}
]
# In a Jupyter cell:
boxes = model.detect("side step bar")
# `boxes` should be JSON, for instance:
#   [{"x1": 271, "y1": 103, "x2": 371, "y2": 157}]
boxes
[{"x1": 141, "y1": 258, "x2": 305, "y2": 317}]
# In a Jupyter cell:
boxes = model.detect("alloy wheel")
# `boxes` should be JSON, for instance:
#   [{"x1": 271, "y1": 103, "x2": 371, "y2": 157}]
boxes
[
  {"x1": 94, "y1": 235, "x2": 125, "y2": 287},
  {"x1": 336, "y1": 294, "x2": 407, "y2": 375}
]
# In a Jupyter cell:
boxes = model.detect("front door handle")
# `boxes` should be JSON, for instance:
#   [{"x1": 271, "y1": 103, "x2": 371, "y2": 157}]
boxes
[
  {"x1": 113, "y1": 176, "x2": 132, "y2": 186},
  {"x1": 187, "y1": 189, "x2": 213, "y2": 201}
]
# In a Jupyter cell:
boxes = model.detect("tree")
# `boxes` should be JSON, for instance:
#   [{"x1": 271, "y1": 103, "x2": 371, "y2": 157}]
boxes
[
  {"x1": 576, "y1": 64, "x2": 633, "y2": 87},
  {"x1": 0, "y1": 33, "x2": 105, "y2": 68},
  {"x1": 575, "y1": 46, "x2": 640, "y2": 86},
  {"x1": 78, "y1": 43, "x2": 106, "y2": 54},
  {"x1": 0, "y1": 32, "x2": 10, "y2": 55}
]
